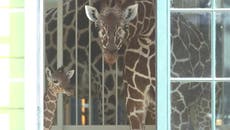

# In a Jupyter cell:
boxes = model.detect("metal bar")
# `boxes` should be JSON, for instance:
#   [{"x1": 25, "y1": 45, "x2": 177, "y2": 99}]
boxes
[
  {"x1": 211, "y1": 0, "x2": 216, "y2": 130},
  {"x1": 156, "y1": 0, "x2": 169, "y2": 130},
  {"x1": 75, "y1": 0, "x2": 79, "y2": 126},
  {"x1": 223, "y1": 15, "x2": 230, "y2": 77},
  {"x1": 88, "y1": 0, "x2": 92, "y2": 125},
  {"x1": 57, "y1": 0, "x2": 63, "y2": 72},
  {"x1": 115, "y1": 61, "x2": 118, "y2": 125},
  {"x1": 102, "y1": 49, "x2": 105, "y2": 125},
  {"x1": 212, "y1": 81, "x2": 217, "y2": 130},
  {"x1": 57, "y1": 0, "x2": 64, "y2": 129}
]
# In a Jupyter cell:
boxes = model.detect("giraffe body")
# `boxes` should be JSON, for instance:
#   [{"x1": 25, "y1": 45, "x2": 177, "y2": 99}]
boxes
[{"x1": 44, "y1": 66, "x2": 74, "y2": 130}]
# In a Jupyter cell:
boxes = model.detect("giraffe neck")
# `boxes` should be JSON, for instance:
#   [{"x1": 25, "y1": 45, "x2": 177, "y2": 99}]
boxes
[
  {"x1": 124, "y1": 0, "x2": 156, "y2": 88},
  {"x1": 123, "y1": 0, "x2": 156, "y2": 128},
  {"x1": 44, "y1": 85, "x2": 58, "y2": 130}
]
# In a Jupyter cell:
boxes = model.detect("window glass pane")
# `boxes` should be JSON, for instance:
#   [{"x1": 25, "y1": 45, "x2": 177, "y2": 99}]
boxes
[
  {"x1": 10, "y1": 0, "x2": 24, "y2": 8},
  {"x1": 171, "y1": 0, "x2": 211, "y2": 8},
  {"x1": 171, "y1": 82, "x2": 211, "y2": 130},
  {"x1": 0, "y1": 1, "x2": 24, "y2": 130},
  {"x1": 9, "y1": 59, "x2": 24, "y2": 78},
  {"x1": 216, "y1": 82, "x2": 230, "y2": 129},
  {"x1": 10, "y1": 82, "x2": 24, "y2": 108},
  {"x1": 0, "y1": 12, "x2": 24, "y2": 57},
  {"x1": 0, "y1": 80, "x2": 10, "y2": 107},
  {"x1": 0, "y1": 59, "x2": 10, "y2": 79},
  {"x1": 0, "y1": 44, "x2": 10, "y2": 57},
  {"x1": 10, "y1": 12, "x2": 24, "y2": 57},
  {"x1": 171, "y1": 13, "x2": 211, "y2": 77},
  {"x1": 0, "y1": 12, "x2": 10, "y2": 37},
  {"x1": 216, "y1": 0, "x2": 230, "y2": 8},
  {"x1": 0, "y1": 114, "x2": 10, "y2": 130},
  {"x1": 0, "y1": 110, "x2": 24, "y2": 130},
  {"x1": 0, "y1": 52, "x2": 24, "y2": 129},
  {"x1": 0, "y1": 1, "x2": 10, "y2": 7},
  {"x1": 216, "y1": 13, "x2": 230, "y2": 77}
]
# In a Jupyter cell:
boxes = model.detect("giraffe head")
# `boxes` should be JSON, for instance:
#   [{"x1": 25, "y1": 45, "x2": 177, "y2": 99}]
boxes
[
  {"x1": 45, "y1": 66, "x2": 75, "y2": 96},
  {"x1": 85, "y1": 4, "x2": 138, "y2": 65}
]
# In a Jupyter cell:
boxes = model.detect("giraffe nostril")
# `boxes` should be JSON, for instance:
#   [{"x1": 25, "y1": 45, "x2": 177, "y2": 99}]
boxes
[{"x1": 53, "y1": 80, "x2": 58, "y2": 84}]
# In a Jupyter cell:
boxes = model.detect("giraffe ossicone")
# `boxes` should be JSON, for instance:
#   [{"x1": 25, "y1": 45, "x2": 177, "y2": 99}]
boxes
[{"x1": 44, "y1": 66, "x2": 75, "y2": 130}]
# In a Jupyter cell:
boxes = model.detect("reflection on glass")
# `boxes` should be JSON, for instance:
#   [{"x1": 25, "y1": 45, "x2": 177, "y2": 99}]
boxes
[
  {"x1": 216, "y1": 0, "x2": 230, "y2": 8},
  {"x1": 216, "y1": 13, "x2": 230, "y2": 77},
  {"x1": 171, "y1": 13, "x2": 211, "y2": 77},
  {"x1": 171, "y1": 0, "x2": 211, "y2": 8},
  {"x1": 171, "y1": 82, "x2": 211, "y2": 130},
  {"x1": 216, "y1": 82, "x2": 230, "y2": 129}
]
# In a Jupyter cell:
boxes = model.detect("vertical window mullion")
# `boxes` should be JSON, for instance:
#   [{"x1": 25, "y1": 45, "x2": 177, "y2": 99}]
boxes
[
  {"x1": 211, "y1": 0, "x2": 216, "y2": 130},
  {"x1": 25, "y1": 0, "x2": 43, "y2": 130},
  {"x1": 156, "y1": 0, "x2": 170, "y2": 130}
]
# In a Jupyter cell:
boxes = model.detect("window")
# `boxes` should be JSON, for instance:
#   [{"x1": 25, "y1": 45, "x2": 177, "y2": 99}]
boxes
[
  {"x1": 157, "y1": 0, "x2": 230, "y2": 130},
  {"x1": 43, "y1": 0, "x2": 230, "y2": 130}
]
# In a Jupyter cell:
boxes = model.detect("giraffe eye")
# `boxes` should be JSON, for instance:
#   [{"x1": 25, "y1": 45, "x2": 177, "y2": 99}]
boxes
[
  {"x1": 99, "y1": 29, "x2": 106, "y2": 37},
  {"x1": 117, "y1": 28, "x2": 125, "y2": 38},
  {"x1": 94, "y1": 22, "x2": 99, "y2": 28},
  {"x1": 124, "y1": 24, "x2": 129, "y2": 30}
]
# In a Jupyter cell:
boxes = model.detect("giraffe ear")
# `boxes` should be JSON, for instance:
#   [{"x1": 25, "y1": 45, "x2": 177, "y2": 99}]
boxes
[
  {"x1": 66, "y1": 70, "x2": 75, "y2": 79},
  {"x1": 123, "y1": 4, "x2": 138, "y2": 22},
  {"x1": 45, "y1": 67, "x2": 52, "y2": 81},
  {"x1": 85, "y1": 5, "x2": 99, "y2": 22}
]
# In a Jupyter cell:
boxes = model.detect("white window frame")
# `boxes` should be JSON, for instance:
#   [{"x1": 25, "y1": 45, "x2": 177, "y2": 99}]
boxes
[
  {"x1": 157, "y1": 0, "x2": 230, "y2": 130},
  {"x1": 24, "y1": 0, "x2": 44, "y2": 130},
  {"x1": 24, "y1": 0, "x2": 230, "y2": 130}
]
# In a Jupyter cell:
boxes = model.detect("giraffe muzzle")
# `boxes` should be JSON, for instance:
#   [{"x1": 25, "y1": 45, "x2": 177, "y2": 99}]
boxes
[{"x1": 104, "y1": 51, "x2": 117, "y2": 65}]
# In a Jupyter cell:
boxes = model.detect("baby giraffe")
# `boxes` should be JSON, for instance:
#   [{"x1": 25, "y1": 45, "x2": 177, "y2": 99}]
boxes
[{"x1": 44, "y1": 66, "x2": 74, "y2": 130}]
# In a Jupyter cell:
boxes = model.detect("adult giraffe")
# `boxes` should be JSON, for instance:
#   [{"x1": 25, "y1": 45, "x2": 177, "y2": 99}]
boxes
[{"x1": 85, "y1": 0, "x2": 155, "y2": 129}]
